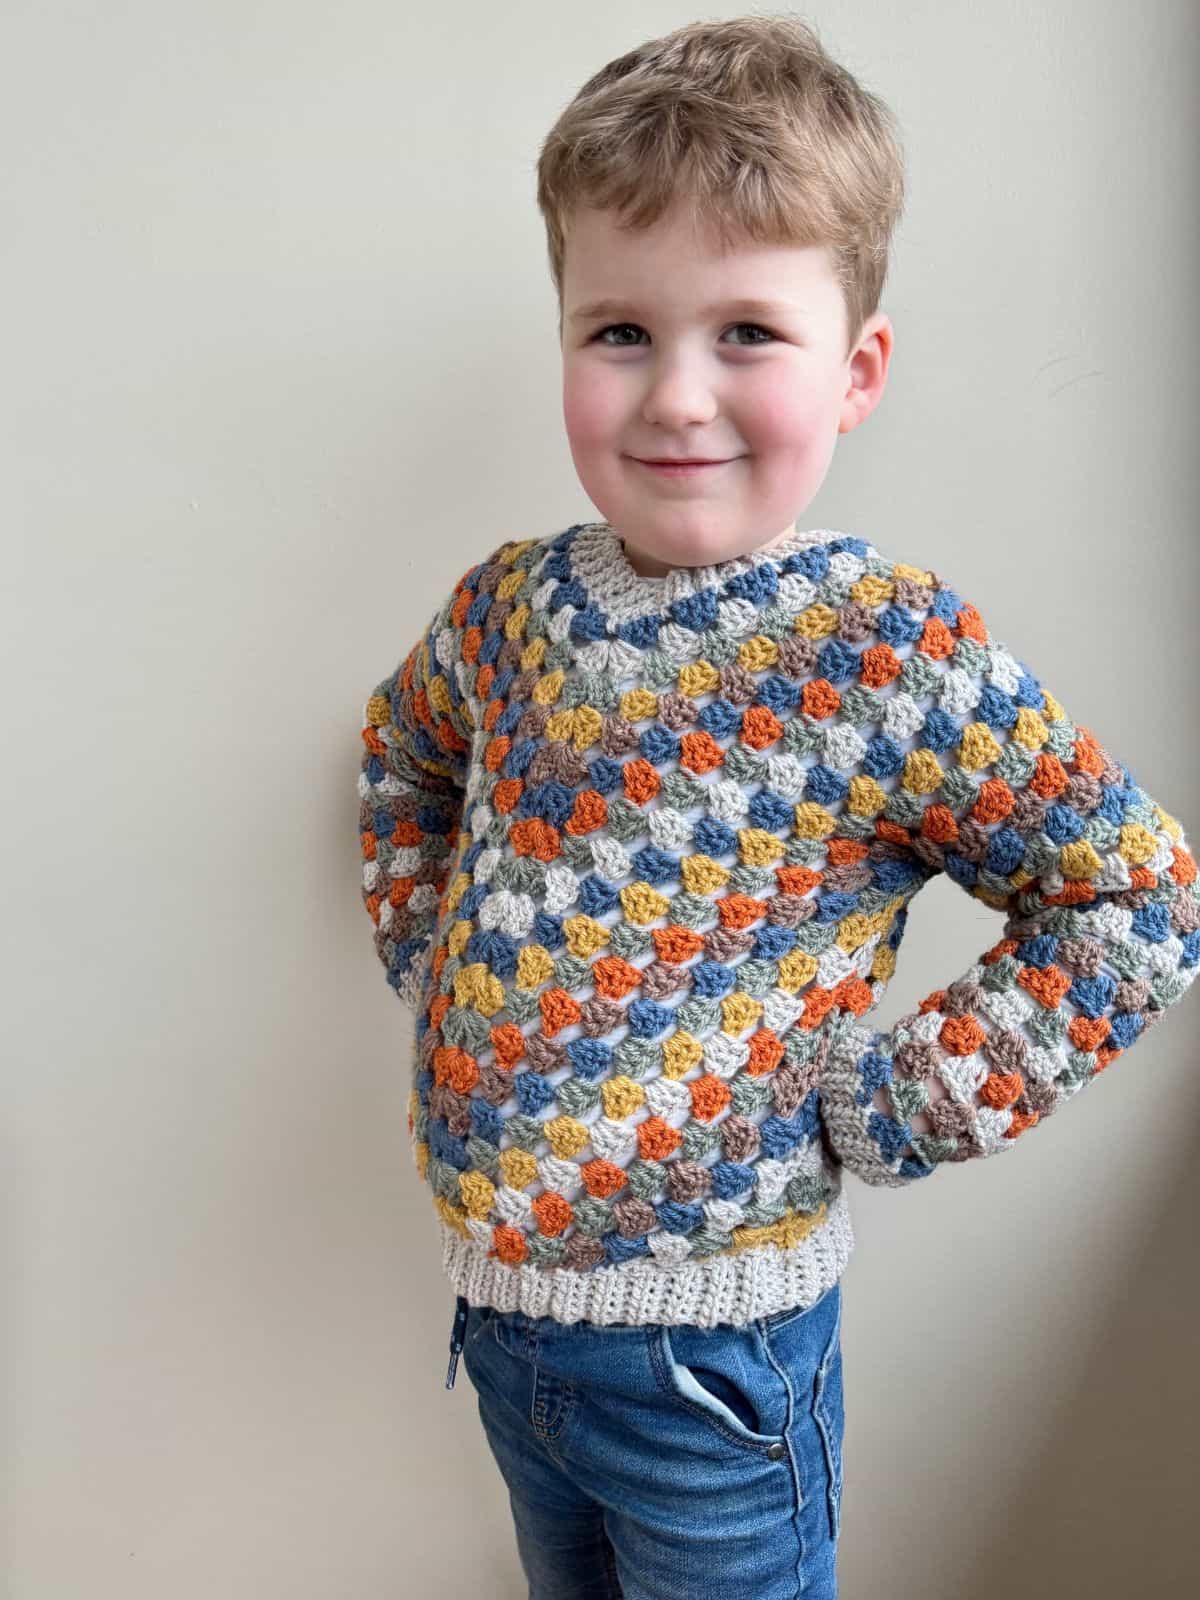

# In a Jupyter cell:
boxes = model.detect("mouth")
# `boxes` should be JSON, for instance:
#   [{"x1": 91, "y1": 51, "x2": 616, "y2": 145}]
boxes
[{"x1": 632, "y1": 457, "x2": 737, "y2": 476}]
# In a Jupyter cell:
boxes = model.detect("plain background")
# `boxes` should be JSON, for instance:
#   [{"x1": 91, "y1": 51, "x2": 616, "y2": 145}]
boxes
[{"x1": 5, "y1": 1, "x2": 1199, "y2": 1595}]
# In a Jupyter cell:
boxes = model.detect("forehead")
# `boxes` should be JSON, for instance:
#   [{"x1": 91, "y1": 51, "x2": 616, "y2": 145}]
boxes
[{"x1": 562, "y1": 203, "x2": 838, "y2": 312}]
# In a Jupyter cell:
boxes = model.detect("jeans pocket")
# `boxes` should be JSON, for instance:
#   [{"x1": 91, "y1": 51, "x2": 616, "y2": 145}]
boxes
[
  {"x1": 653, "y1": 1323, "x2": 788, "y2": 1457},
  {"x1": 811, "y1": 1293, "x2": 844, "y2": 1541}
]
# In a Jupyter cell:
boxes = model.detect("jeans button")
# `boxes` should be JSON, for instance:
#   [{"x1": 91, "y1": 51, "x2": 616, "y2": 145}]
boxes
[{"x1": 766, "y1": 1441, "x2": 786, "y2": 1460}]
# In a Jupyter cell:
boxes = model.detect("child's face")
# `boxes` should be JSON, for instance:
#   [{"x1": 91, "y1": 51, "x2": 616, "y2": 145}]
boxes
[{"x1": 560, "y1": 202, "x2": 892, "y2": 576}]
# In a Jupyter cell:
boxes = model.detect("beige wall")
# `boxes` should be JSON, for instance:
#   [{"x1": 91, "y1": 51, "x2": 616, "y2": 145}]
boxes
[{"x1": 5, "y1": 1, "x2": 1198, "y2": 1594}]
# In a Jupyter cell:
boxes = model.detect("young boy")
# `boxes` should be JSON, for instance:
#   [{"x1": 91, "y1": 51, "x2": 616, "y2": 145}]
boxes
[{"x1": 357, "y1": 15, "x2": 1199, "y2": 1597}]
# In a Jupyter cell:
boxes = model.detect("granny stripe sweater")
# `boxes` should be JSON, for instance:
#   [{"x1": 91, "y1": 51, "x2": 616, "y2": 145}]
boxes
[{"x1": 357, "y1": 522, "x2": 1200, "y2": 1329}]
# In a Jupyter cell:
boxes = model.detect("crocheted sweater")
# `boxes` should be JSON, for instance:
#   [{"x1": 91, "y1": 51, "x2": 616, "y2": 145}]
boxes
[{"x1": 357, "y1": 521, "x2": 1200, "y2": 1329}]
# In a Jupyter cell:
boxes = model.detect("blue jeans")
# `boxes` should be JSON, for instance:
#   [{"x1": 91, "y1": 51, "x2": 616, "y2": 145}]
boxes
[{"x1": 456, "y1": 1281, "x2": 845, "y2": 1599}]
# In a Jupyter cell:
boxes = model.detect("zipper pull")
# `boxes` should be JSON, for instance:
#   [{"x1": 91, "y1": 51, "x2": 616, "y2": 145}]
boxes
[{"x1": 445, "y1": 1294, "x2": 469, "y2": 1390}]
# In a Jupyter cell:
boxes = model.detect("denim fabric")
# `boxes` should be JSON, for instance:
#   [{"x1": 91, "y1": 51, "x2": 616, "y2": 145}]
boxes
[{"x1": 458, "y1": 1281, "x2": 845, "y2": 1599}]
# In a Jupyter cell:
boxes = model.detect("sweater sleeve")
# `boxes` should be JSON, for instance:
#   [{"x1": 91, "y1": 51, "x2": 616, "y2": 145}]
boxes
[
  {"x1": 816, "y1": 567, "x2": 1200, "y2": 1187},
  {"x1": 358, "y1": 585, "x2": 477, "y2": 1010}
]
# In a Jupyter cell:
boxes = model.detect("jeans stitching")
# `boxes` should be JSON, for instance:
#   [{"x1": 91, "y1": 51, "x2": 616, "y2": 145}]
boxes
[{"x1": 811, "y1": 1294, "x2": 844, "y2": 1542}]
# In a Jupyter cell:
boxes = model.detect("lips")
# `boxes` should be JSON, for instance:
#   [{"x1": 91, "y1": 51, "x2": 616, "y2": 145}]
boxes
[{"x1": 633, "y1": 457, "x2": 735, "y2": 477}]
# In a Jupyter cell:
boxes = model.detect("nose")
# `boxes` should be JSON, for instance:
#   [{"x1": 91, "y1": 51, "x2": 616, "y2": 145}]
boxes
[{"x1": 639, "y1": 361, "x2": 719, "y2": 431}]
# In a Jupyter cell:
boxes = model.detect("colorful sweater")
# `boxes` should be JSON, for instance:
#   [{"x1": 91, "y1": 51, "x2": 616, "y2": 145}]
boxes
[{"x1": 357, "y1": 521, "x2": 1200, "y2": 1330}]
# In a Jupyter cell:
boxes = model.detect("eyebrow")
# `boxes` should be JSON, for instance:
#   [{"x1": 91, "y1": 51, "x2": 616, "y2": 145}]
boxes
[{"x1": 567, "y1": 297, "x2": 806, "y2": 324}]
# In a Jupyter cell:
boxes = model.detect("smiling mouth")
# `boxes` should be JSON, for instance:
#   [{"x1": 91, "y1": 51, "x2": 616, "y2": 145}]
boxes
[{"x1": 633, "y1": 457, "x2": 737, "y2": 472}]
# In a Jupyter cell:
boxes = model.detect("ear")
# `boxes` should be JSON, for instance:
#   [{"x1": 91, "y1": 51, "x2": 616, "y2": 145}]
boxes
[{"x1": 837, "y1": 312, "x2": 894, "y2": 435}]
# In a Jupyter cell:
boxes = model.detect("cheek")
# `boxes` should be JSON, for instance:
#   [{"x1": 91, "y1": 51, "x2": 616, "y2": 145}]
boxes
[
  {"x1": 742, "y1": 370, "x2": 833, "y2": 451},
  {"x1": 562, "y1": 368, "x2": 622, "y2": 448}
]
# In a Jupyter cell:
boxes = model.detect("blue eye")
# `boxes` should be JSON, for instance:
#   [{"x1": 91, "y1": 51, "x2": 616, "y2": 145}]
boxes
[{"x1": 591, "y1": 322, "x2": 776, "y2": 347}]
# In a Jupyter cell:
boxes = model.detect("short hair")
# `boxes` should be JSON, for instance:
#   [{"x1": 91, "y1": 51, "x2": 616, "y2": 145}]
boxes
[{"x1": 536, "y1": 13, "x2": 907, "y2": 360}]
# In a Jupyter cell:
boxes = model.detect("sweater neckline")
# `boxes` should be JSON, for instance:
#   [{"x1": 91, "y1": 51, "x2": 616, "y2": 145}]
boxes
[{"x1": 561, "y1": 521, "x2": 850, "y2": 632}]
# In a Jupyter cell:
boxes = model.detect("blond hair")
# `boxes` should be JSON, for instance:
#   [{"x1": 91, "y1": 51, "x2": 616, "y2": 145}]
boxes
[{"x1": 535, "y1": 13, "x2": 906, "y2": 359}]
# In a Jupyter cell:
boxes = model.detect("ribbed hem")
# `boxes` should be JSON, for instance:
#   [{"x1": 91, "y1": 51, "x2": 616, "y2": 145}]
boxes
[{"x1": 438, "y1": 1190, "x2": 855, "y2": 1329}]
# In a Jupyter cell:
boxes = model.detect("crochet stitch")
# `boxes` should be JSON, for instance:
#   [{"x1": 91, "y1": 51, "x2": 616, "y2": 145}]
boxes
[{"x1": 358, "y1": 521, "x2": 1200, "y2": 1329}]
